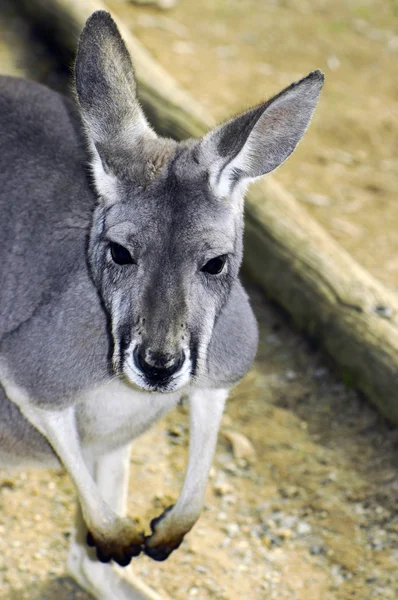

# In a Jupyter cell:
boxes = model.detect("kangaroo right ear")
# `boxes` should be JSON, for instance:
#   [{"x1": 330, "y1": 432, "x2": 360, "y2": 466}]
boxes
[
  {"x1": 200, "y1": 71, "x2": 324, "y2": 207},
  {"x1": 74, "y1": 11, "x2": 155, "y2": 200}
]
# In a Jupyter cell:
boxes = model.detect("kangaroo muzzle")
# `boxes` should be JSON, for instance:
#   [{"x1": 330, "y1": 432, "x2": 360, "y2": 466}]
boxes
[{"x1": 133, "y1": 346, "x2": 185, "y2": 385}]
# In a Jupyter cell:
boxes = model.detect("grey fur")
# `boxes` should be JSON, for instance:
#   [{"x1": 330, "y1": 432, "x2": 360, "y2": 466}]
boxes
[{"x1": 0, "y1": 10, "x2": 323, "y2": 593}]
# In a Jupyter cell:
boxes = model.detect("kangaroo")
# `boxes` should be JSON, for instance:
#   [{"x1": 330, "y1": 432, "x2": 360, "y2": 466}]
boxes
[{"x1": 0, "y1": 10, "x2": 323, "y2": 600}]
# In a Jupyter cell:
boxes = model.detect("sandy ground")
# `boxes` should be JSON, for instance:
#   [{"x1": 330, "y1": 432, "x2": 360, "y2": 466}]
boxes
[{"x1": 0, "y1": 2, "x2": 398, "y2": 600}]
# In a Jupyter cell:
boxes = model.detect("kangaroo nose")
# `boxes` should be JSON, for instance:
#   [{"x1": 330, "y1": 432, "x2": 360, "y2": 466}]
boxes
[{"x1": 134, "y1": 346, "x2": 184, "y2": 383}]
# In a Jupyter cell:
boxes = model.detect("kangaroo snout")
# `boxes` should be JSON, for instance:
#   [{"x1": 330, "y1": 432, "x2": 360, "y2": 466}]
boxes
[{"x1": 133, "y1": 346, "x2": 185, "y2": 385}]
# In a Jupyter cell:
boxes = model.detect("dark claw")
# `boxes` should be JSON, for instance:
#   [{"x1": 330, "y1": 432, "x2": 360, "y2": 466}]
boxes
[
  {"x1": 149, "y1": 504, "x2": 175, "y2": 534},
  {"x1": 96, "y1": 547, "x2": 112, "y2": 563},
  {"x1": 117, "y1": 553, "x2": 132, "y2": 567},
  {"x1": 144, "y1": 543, "x2": 174, "y2": 562},
  {"x1": 144, "y1": 505, "x2": 183, "y2": 561},
  {"x1": 127, "y1": 541, "x2": 143, "y2": 558},
  {"x1": 144, "y1": 536, "x2": 184, "y2": 561},
  {"x1": 86, "y1": 529, "x2": 144, "y2": 565}
]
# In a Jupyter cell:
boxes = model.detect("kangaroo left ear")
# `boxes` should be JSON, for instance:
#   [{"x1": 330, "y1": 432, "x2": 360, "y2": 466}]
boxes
[
  {"x1": 74, "y1": 11, "x2": 156, "y2": 202},
  {"x1": 200, "y1": 70, "x2": 324, "y2": 203}
]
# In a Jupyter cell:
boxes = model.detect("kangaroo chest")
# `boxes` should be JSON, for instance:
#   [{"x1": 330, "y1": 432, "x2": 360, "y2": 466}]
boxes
[{"x1": 76, "y1": 380, "x2": 182, "y2": 453}]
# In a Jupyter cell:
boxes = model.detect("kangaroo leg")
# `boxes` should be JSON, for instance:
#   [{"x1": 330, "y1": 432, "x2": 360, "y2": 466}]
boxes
[
  {"x1": 144, "y1": 388, "x2": 228, "y2": 561},
  {"x1": 0, "y1": 375, "x2": 144, "y2": 567},
  {"x1": 68, "y1": 443, "x2": 163, "y2": 600}
]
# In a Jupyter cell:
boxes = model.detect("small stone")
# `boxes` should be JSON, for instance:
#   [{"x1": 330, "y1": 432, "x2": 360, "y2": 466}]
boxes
[
  {"x1": 280, "y1": 515, "x2": 297, "y2": 529},
  {"x1": 195, "y1": 565, "x2": 209, "y2": 574},
  {"x1": 327, "y1": 55, "x2": 341, "y2": 70},
  {"x1": 277, "y1": 528, "x2": 293, "y2": 539},
  {"x1": 310, "y1": 544, "x2": 326, "y2": 556},
  {"x1": 167, "y1": 424, "x2": 184, "y2": 445},
  {"x1": 296, "y1": 521, "x2": 312, "y2": 536},
  {"x1": 388, "y1": 36, "x2": 398, "y2": 50},
  {"x1": 241, "y1": 525, "x2": 250, "y2": 534},
  {"x1": 0, "y1": 478, "x2": 15, "y2": 489},
  {"x1": 136, "y1": 14, "x2": 188, "y2": 36},
  {"x1": 285, "y1": 369, "x2": 297, "y2": 381},
  {"x1": 330, "y1": 564, "x2": 345, "y2": 586},
  {"x1": 222, "y1": 494, "x2": 237, "y2": 505},
  {"x1": 261, "y1": 534, "x2": 281, "y2": 549},
  {"x1": 213, "y1": 482, "x2": 234, "y2": 497},
  {"x1": 172, "y1": 41, "x2": 196, "y2": 55},
  {"x1": 302, "y1": 193, "x2": 331, "y2": 207},
  {"x1": 223, "y1": 430, "x2": 256, "y2": 462},
  {"x1": 222, "y1": 461, "x2": 239, "y2": 475},
  {"x1": 279, "y1": 486, "x2": 299, "y2": 499},
  {"x1": 313, "y1": 367, "x2": 328, "y2": 379},
  {"x1": 332, "y1": 218, "x2": 362, "y2": 237},
  {"x1": 224, "y1": 523, "x2": 240, "y2": 538},
  {"x1": 129, "y1": 0, "x2": 177, "y2": 9},
  {"x1": 167, "y1": 425, "x2": 182, "y2": 437},
  {"x1": 373, "y1": 304, "x2": 393, "y2": 319}
]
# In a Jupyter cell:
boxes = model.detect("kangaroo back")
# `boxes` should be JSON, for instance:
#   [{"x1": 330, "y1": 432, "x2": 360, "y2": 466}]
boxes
[{"x1": 0, "y1": 77, "x2": 94, "y2": 341}]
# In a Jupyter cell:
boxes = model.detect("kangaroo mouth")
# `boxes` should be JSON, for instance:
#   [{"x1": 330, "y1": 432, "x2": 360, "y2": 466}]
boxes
[{"x1": 125, "y1": 370, "x2": 190, "y2": 394}]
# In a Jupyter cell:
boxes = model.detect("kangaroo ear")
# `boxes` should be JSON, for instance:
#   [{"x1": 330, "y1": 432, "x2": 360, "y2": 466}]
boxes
[
  {"x1": 74, "y1": 11, "x2": 155, "y2": 200},
  {"x1": 200, "y1": 70, "x2": 324, "y2": 204}
]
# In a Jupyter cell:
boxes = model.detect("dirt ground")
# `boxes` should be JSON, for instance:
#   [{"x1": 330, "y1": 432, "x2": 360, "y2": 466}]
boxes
[{"x1": 0, "y1": 1, "x2": 398, "y2": 600}]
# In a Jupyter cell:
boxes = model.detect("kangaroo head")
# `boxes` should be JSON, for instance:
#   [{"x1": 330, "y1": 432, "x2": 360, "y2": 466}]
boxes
[{"x1": 74, "y1": 11, "x2": 324, "y2": 393}]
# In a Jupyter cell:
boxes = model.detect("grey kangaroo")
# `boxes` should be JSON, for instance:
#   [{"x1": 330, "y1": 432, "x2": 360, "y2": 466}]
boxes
[{"x1": 0, "y1": 10, "x2": 323, "y2": 600}]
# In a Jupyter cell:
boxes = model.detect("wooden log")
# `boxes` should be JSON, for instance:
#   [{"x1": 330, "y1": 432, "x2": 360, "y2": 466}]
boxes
[{"x1": 16, "y1": 0, "x2": 398, "y2": 424}]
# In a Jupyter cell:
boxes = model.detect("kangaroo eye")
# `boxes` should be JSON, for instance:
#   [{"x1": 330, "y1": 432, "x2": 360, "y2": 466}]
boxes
[
  {"x1": 109, "y1": 242, "x2": 135, "y2": 265},
  {"x1": 201, "y1": 255, "x2": 227, "y2": 275}
]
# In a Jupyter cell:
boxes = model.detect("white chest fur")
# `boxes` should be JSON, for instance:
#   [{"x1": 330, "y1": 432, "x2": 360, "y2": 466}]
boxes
[{"x1": 76, "y1": 380, "x2": 182, "y2": 454}]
